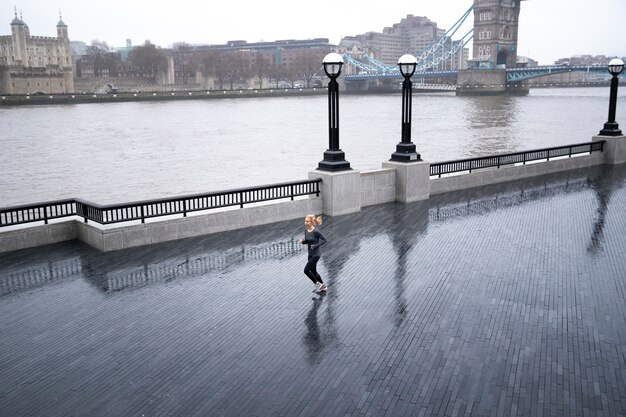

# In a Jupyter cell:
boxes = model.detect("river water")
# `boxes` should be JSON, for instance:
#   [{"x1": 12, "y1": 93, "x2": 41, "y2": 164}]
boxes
[{"x1": 1, "y1": 87, "x2": 624, "y2": 207}]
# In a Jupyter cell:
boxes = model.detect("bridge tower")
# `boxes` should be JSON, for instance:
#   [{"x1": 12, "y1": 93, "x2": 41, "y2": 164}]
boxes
[
  {"x1": 457, "y1": 0, "x2": 526, "y2": 95},
  {"x1": 472, "y1": 0, "x2": 521, "y2": 69}
]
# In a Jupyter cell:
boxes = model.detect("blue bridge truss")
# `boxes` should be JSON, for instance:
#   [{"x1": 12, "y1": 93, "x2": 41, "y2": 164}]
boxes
[
  {"x1": 341, "y1": 3, "x2": 616, "y2": 85},
  {"x1": 344, "y1": 66, "x2": 613, "y2": 83},
  {"x1": 342, "y1": 4, "x2": 474, "y2": 80}
]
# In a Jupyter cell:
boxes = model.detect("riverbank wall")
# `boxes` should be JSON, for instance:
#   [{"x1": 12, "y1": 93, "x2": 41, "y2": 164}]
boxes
[
  {"x1": 2, "y1": 134, "x2": 624, "y2": 254},
  {"x1": 0, "y1": 87, "x2": 329, "y2": 106},
  {"x1": 1, "y1": 83, "x2": 610, "y2": 107}
]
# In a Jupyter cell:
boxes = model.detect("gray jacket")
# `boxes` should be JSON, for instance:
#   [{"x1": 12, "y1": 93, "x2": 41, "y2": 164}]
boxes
[{"x1": 302, "y1": 228, "x2": 327, "y2": 257}]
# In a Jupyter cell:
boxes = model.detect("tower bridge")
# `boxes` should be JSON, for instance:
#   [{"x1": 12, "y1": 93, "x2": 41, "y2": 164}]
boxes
[{"x1": 341, "y1": 0, "x2": 615, "y2": 95}]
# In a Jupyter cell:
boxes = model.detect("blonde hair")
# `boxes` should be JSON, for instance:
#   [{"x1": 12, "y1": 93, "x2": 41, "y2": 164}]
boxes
[{"x1": 305, "y1": 214, "x2": 323, "y2": 226}]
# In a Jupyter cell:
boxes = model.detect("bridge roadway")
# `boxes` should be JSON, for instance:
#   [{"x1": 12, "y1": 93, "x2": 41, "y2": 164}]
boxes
[
  {"x1": 1, "y1": 164, "x2": 626, "y2": 416},
  {"x1": 344, "y1": 65, "x2": 611, "y2": 83}
]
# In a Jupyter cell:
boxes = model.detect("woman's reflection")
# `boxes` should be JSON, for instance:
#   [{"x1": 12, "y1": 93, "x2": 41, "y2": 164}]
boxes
[{"x1": 302, "y1": 292, "x2": 338, "y2": 366}]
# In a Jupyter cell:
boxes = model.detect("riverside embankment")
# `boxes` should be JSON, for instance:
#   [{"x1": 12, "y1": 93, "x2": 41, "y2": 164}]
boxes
[{"x1": 0, "y1": 87, "x2": 328, "y2": 106}]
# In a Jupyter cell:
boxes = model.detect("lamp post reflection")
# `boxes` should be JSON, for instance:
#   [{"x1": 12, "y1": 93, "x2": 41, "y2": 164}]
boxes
[
  {"x1": 388, "y1": 202, "x2": 429, "y2": 327},
  {"x1": 586, "y1": 166, "x2": 626, "y2": 253}
]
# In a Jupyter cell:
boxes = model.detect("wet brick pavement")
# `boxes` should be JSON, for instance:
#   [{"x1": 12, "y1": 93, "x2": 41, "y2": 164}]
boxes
[{"x1": 1, "y1": 164, "x2": 626, "y2": 417}]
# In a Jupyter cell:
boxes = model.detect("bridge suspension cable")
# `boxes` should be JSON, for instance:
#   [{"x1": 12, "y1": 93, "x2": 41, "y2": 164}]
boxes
[
  {"x1": 343, "y1": 4, "x2": 475, "y2": 75},
  {"x1": 415, "y1": 5, "x2": 473, "y2": 64}
]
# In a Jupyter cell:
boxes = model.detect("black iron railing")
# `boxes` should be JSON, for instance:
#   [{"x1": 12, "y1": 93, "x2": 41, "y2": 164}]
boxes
[
  {"x1": 0, "y1": 199, "x2": 77, "y2": 227},
  {"x1": 0, "y1": 179, "x2": 322, "y2": 228},
  {"x1": 430, "y1": 141, "x2": 605, "y2": 178}
]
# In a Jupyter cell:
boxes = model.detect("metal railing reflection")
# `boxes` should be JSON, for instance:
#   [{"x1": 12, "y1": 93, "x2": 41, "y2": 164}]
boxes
[
  {"x1": 429, "y1": 178, "x2": 590, "y2": 222},
  {"x1": 0, "y1": 238, "x2": 304, "y2": 295},
  {"x1": 95, "y1": 238, "x2": 304, "y2": 293},
  {"x1": 1, "y1": 257, "x2": 83, "y2": 296}
]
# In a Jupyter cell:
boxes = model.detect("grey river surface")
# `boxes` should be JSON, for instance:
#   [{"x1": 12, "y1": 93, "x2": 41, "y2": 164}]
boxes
[{"x1": 1, "y1": 87, "x2": 625, "y2": 207}]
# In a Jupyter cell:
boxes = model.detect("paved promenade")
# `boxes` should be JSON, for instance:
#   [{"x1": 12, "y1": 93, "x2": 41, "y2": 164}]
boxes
[{"x1": 1, "y1": 164, "x2": 626, "y2": 417}]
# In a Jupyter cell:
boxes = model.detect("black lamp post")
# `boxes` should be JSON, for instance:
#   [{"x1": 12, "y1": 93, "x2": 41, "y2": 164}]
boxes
[
  {"x1": 318, "y1": 53, "x2": 351, "y2": 171},
  {"x1": 390, "y1": 54, "x2": 421, "y2": 162},
  {"x1": 599, "y1": 58, "x2": 624, "y2": 136}
]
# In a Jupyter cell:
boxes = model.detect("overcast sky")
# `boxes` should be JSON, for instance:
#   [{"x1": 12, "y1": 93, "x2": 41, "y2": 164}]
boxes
[{"x1": 2, "y1": 0, "x2": 625, "y2": 65}]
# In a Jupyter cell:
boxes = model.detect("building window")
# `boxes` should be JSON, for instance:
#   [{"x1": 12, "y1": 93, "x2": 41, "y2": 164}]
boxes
[
  {"x1": 478, "y1": 46, "x2": 491, "y2": 60},
  {"x1": 478, "y1": 31, "x2": 492, "y2": 40}
]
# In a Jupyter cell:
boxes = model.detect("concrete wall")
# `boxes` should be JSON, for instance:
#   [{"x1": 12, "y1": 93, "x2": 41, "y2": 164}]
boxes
[
  {"x1": 77, "y1": 197, "x2": 322, "y2": 252},
  {"x1": 1, "y1": 140, "x2": 620, "y2": 254},
  {"x1": 309, "y1": 170, "x2": 361, "y2": 216},
  {"x1": 430, "y1": 153, "x2": 604, "y2": 195},
  {"x1": 456, "y1": 69, "x2": 507, "y2": 95},
  {"x1": 0, "y1": 222, "x2": 76, "y2": 253},
  {"x1": 73, "y1": 76, "x2": 155, "y2": 93},
  {"x1": 596, "y1": 135, "x2": 626, "y2": 165},
  {"x1": 360, "y1": 168, "x2": 396, "y2": 207},
  {"x1": 1, "y1": 197, "x2": 321, "y2": 253},
  {"x1": 7, "y1": 73, "x2": 71, "y2": 94}
]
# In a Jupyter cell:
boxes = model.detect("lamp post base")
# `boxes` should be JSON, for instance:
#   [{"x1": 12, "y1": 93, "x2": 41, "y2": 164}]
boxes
[
  {"x1": 390, "y1": 142, "x2": 421, "y2": 162},
  {"x1": 318, "y1": 150, "x2": 351, "y2": 171},
  {"x1": 599, "y1": 122, "x2": 622, "y2": 137}
]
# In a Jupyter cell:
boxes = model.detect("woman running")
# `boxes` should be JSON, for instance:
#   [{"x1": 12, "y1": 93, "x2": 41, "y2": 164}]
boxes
[{"x1": 299, "y1": 214, "x2": 327, "y2": 292}]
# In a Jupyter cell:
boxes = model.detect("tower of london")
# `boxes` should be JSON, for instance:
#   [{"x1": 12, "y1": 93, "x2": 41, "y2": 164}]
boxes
[{"x1": 0, "y1": 10, "x2": 74, "y2": 94}]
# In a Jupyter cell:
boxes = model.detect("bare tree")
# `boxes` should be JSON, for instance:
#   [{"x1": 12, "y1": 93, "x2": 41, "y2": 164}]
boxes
[
  {"x1": 223, "y1": 51, "x2": 249, "y2": 90},
  {"x1": 283, "y1": 64, "x2": 300, "y2": 88},
  {"x1": 299, "y1": 49, "x2": 326, "y2": 87},
  {"x1": 85, "y1": 40, "x2": 114, "y2": 77},
  {"x1": 197, "y1": 49, "x2": 219, "y2": 88},
  {"x1": 173, "y1": 43, "x2": 194, "y2": 86},
  {"x1": 270, "y1": 62, "x2": 286, "y2": 88},
  {"x1": 128, "y1": 41, "x2": 167, "y2": 81},
  {"x1": 252, "y1": 52, "x2": 272, "y2": 89},
  {"x1": 214, "y1": 51, "x2": 230, "y2": 90},
  {"x1": 0, "y1": 64, "x2": 8, "y2": 94}
]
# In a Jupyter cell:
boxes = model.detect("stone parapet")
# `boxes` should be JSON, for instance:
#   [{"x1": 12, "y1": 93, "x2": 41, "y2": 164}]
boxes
[
  {"x1": 0, "y1": 222, "x2": 76, "y2": 253},
  {"x1": 382, "y1": 160, "x2": 431, "y2": 202},
  {"x1": 309, "y1": 169, "x2": 361, "y2": 216},
  {"x1": 360, "y1": 168, "x2": 396, "y2": 207},
  {"x1": 430, "y1": 152, "x2": 605, "y2": 195},
  {"x1": 1, "y1": 198, "x2": 321, "y2": 253},
  {"x1": 0, "y1": 140, "x2": 618, "y2": 254},
  {"x1": 594, "y1": 135, "x2": 626, "y2": 165},
  {"x1": 77, "y1": 197, "x2": 322, "y2": 252}
]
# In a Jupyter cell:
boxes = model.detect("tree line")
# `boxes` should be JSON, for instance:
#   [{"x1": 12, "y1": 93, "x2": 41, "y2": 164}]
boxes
[{"x1": 78, "y1": 40, "x2": 327, "y2": 89}]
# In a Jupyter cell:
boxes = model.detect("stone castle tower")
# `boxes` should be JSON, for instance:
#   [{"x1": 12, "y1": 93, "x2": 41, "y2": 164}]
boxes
[
  {"x1": 0, "y1": 10, "x2": 74, "y2": 94},
  {"x1": 472, "y1": 0, "x2": 522, "y2": 68}
]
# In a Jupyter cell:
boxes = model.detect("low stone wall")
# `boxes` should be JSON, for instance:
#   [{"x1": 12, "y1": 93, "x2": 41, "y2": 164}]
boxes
[
  {"x1": 360, "y1": 168, "x2": 396, "y2": 207},
  {"x1": 73, "y1": 76, "x2": 156, "y2": 93},
  {"x1": 78, "y1": 197, "x2": 321, "y2": 252},
  {"x1": 2, "y1": 136, "x2": 624, "y2": 254},
  {"x1": 430, "y1": 153, "x2": 605, "y2": 195},
  {"x1": 0, "y1": 222, "x2": 77, "y2": 253},
  {"x1": 1, "y1": 197, "x2": 321, "y2": 253}
]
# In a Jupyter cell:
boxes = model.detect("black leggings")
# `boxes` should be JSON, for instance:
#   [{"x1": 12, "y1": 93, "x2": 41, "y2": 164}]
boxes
[{"x1": 304, "y1": 255, "x2": 324, "y2": 284}]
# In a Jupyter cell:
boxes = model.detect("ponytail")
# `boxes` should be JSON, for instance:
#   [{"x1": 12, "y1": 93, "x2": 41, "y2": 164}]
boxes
[{"x1": 306, "y1": 214, "x2": 323, "y2": 226}]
